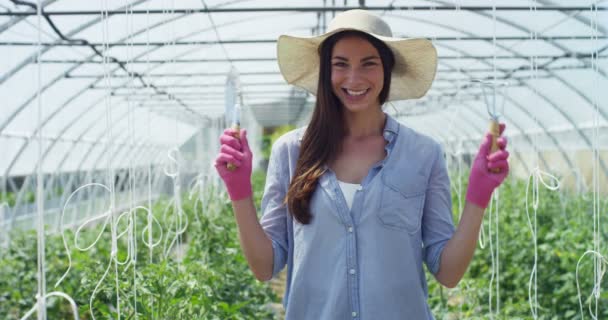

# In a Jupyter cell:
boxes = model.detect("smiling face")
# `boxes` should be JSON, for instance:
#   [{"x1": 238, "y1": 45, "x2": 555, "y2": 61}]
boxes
[{"x1": 330, "y1": 35, "x2": 385, "y2": 113}]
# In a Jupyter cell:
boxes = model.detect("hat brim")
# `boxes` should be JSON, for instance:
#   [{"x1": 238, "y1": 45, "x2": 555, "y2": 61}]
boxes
[{"x1": 277, "y1": 28, "x2": 438, "y2": 101}]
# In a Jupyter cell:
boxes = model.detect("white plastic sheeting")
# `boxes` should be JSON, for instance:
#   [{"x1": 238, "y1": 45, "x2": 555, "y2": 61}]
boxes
[{"x1": 0, "y1": 0, "x2": 606, "y2": 203}]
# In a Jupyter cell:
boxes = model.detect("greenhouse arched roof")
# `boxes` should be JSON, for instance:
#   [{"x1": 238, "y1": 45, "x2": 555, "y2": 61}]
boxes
[{"x1": 0, "y1": 0, "x2": 606, "y2": 184}]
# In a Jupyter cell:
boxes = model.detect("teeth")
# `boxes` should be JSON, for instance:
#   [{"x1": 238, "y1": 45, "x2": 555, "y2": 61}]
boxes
[{"x1": 346, "y1": 89, "x2": 367, "y2": 96}]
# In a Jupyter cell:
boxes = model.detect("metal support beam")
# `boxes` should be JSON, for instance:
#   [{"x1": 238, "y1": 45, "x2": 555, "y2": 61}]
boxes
[
  {"x1": 0, "y1": 0, "x2": 58, "y2": 33},
  {"x1": 110, "y1": 90, "x2": 291, "y2": 97},
  {"x1": 93, "y1": 82, "x2": 287, "y2": 90},
  {"x1": 37, "y1": 52, "x2": 608, "y2": 64},
  {"x1": 3, "y1": 35, "x2": 605, "y2": 46},
  {"x1": 40, "y1": 58, "x2": 277, "y2": 64},
  {"x1": 0, "y1": 130, "x2": 162, "y2": 148},
  {"x1": 0, "y1": 0, "x2": 150, "y2": 86},
  {"x1": 64, "y1": 65, "x2": 595, "y2": 79},
  {"x1": 1, "y1": 6, "x2": 606, "y2": 16},
  {"x1": 67, "y1": 71, "x2": 282, "y2": 78}
]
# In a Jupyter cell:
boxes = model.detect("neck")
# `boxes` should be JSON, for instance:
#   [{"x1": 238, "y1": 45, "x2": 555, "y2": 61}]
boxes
[{"x1": 343, "y1": 107, "x2": 386, "y2": 138}]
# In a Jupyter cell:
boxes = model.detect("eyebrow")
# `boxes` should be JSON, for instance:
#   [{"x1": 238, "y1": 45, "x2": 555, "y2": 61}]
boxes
[{"x1": 332, "y1": 55, "x2": 380, "y2": 62}]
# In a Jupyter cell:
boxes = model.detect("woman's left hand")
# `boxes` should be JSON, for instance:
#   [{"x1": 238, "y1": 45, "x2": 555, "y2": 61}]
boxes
[{"x1": 465, "y1": 123, "x2": 510, "y2": 209}]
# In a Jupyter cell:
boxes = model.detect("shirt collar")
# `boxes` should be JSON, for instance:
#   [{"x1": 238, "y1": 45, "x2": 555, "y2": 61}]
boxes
[
  {"x1": 382, "y1": 112, "x2": 399, "y2": 144},
  {"x1": 298, "y1": 112, "x2": 399, "y2": 143}
]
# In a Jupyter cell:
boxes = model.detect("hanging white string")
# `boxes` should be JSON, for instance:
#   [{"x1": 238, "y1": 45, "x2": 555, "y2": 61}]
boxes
[
  {"x1": 487, "y1": 3, "x2": 500, "y2": 318},
  {"x1": 20, "y1": 0, "x2": 92, "y2": 317},
  {"x1": 123, "y1": 2, "x2": 138, "y2": 317},
  {"x1": 526, "y1": 2, "x2": 540, "y2": 318},
  {"x1": 55, "y1": 183, "x2": 162, "y2": 319},
  {"x1": 162, "y1": 197, "x2": 188, "y2": 259},
  {"x1": 101, "y1": 0, "x2": 121, "y2": 318},
  {"x1": 576, "y1": 251, "x2": 607, "y2": 319},
  {"x1": 20, "y1": 292, "x2": 79, "y2": 320},
  {"x1": 188, "y1": 172, "x2": 207, "y2": 224},
  {"x1": 479, "y1": 189, "x2": 487, "y2": 249},
  {"x1": 140, "y1": 8, "x2": 160, "y2": 315},
  {"x1": 495, "y1": 189, "x2": 500, "y2": 314},
  {"x1": 1, "y1": 4, "x2": 85, "y2": 320},
  {"x1": 141, "y1": 206, "x2": 164, "y2": 249},
  {"x1": 35, "y1": 1, "x2": 46, "y2": 319},
  {"x1": 0, "y1": 202, "x2": 8, "y2": 249},
  {"x1": 144, "y1": 4, "x2": 154, "y2": 267},
  {"x1": 529, "y1": 1, "x2": 539, "y2": 167},
  {"x1": 454, "y1": 0, "x2": 463, "y2": 223},
  {"x1": 162, "y1": 148, "x2": 188, "y2": 259},
  {"x1": 144, "y1": 4, "x2": 155, "y2": 308},
  {"x1": 591, "y1": 3, "x2": 601, "y2": 317},
  {"x1": 456, "y1": 140, "x2": 463, "y2": 216},
  {"x1": 144, "y1": 22, "x2": 155, "y2": 312},
  {"x1": 442, "y1": 0, "x2": 464, "y2": 228},
  {"x1": 487, "y1": 191, "x2": 498, "y2": 318},
  {"x1": 575, "y1": 3, "x2": 605, "y2": 319},
  {"x1": 525, "y1": 166, "x2": 560, "y2": 319},
  {"x1": 56, "y1": 183, "x2": 111, "y2": 286},
  {"x1": 163, "y1": 148, "x2": 180, "y2": 178}
]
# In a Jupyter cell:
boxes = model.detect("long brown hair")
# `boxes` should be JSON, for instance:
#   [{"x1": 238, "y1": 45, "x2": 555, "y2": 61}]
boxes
[{"x1": 285, "y1": 30, "x2": 395, "y2": 224}]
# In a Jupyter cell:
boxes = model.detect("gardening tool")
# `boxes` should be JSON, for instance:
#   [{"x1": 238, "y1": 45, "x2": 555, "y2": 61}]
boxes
[
  {"x1": 472, "y1": 79, "x2": 508, "y2": 173},
  {"x1": 225, "y1": 67, "x2": 243, "y2": 171}
]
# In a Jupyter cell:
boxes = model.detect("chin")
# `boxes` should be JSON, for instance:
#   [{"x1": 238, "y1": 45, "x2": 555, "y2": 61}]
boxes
[
  {"x1": 344, "y1": 106, "x2": 367, "y2": 113},
  {"x1": 342, "y1": 101, "x2": 376, "y2": 113}
]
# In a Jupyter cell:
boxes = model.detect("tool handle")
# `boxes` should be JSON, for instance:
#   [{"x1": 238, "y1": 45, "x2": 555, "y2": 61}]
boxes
[
  {"x1": 226, "y1": 124, "x2": 241, "y2": 171},
  {"x1": 489, "y1": 120, "x2": 500, "y2": 173}
]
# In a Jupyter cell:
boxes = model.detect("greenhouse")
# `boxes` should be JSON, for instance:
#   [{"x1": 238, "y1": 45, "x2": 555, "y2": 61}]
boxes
[{"x1": 0, "y1": 0, "x2": 607, "y2": 319}]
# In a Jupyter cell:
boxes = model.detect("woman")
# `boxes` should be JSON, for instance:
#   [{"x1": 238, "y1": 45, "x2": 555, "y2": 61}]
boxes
[{"x1": 214, "y1": 9, "x2": 509, "y2": 320}]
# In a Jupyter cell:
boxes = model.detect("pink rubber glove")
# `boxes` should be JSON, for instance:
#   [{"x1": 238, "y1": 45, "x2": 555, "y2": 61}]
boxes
[
  {"x1": 214, "y1": 128, "x2": 253, "y2": 201},
  {"x1": 465, "y1": 123, "x2": 510, "y2": 209}
]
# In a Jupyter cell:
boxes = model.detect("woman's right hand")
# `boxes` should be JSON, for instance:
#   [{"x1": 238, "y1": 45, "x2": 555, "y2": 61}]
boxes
[
  {"x1": 465, "y1": 123, "x2": 509, "y2": 209},
  {"x1": 214, "y1": 128, "x2": 253, "y2": 201}
]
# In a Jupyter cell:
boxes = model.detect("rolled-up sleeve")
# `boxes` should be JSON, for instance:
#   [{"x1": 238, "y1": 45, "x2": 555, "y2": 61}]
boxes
[
  {"x1": 422, "y1": 143, "x2": 455, "y2": 275},
  {"x1": 259, "y1": 140, "x2": 289, "y2": 278}
]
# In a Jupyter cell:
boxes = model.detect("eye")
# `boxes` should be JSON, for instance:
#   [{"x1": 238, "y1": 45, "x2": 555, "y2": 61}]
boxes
[
  {"x1": 332, "y1": 62, "x2": 348, "y2": 67},
  {"x1": 363, "y1": 61, "x2": 378, "y2": 67}
]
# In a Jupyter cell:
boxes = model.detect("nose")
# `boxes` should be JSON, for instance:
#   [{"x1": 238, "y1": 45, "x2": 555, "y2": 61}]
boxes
[{"x1": 344, "y1": 67, "x2": 364, "y2": 86}]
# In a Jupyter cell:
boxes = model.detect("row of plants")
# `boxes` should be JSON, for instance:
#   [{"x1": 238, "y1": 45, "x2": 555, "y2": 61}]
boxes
[
  {"x1": 1, "y1": 191, "x2": 36, "y2": 207},
  {"x1": 427, "y1": 172, "x2": 608, "y2": 319},
  {"x1": 0, "y1": 171, "x2": 279, "y2": 319},
  {"x1": 1, "y1": 187, "x2": 66, "y2": 207},
  {"x1": 2, "y1": 166, "x2": 607, "y2": 319}
]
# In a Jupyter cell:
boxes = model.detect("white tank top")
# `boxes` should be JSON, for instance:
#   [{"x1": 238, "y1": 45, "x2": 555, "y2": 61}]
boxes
[{"x1": 337, "y1": 180, "x2": 361, "y2": 210}]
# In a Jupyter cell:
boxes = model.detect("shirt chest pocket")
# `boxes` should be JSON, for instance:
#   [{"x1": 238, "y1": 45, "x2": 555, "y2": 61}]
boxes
[{"x1": 376, "y1": 170, "x2": 427, "y2": 234}]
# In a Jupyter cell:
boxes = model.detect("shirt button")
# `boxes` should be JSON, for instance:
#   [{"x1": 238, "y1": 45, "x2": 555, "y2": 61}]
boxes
[
  {"x1": 348, "y1": 226, "x2": 353, "y2": 233},
  {"x1": 352, "y1": 311, "x2": 358, "y2": 317},
  {"x1": 356, "y1": 185, "x2": 363, "y2": 191},
  {"x1": 349, "y1": 268, "x2": 356, "y2": 275}
]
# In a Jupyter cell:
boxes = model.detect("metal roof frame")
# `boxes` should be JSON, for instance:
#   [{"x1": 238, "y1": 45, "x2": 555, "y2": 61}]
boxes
[{"x1": 1, "y1": 1, "x2": 606, "y2": 208}]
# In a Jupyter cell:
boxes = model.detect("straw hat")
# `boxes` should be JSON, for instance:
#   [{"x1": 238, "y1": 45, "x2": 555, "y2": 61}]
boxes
[{"x1": 277, "y1": 9, "x2": 438, "y2": 101}]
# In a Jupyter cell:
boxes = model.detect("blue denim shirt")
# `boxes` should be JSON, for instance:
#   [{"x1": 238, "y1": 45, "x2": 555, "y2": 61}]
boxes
[{"x1": 259, "y1": 113, "x2": 455, "y2": 320}]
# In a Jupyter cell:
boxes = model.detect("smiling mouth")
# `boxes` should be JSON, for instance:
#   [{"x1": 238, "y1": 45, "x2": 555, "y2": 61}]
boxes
[{"x1": 343, "y1": 88, "x2": 369, "y2": 97}]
